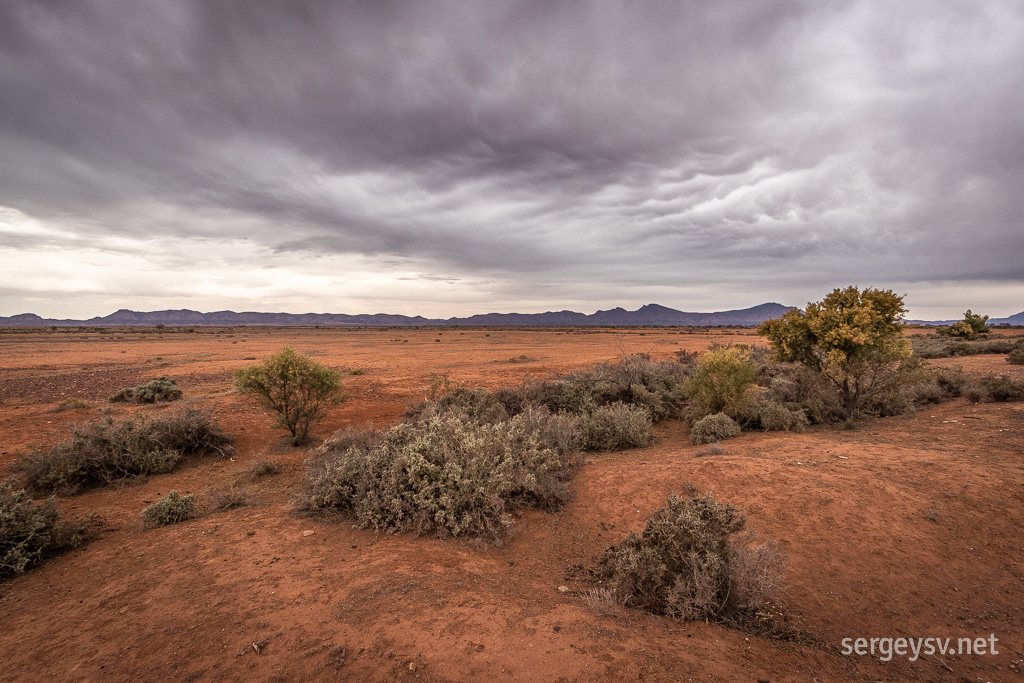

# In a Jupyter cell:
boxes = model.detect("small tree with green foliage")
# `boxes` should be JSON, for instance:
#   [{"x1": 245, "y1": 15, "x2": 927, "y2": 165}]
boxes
[
  {"x1": 234, "y1": 347, "x2": 345, "y2": 445},
  {"x1": 936, "y1": 310, "x2": 990, "y2": 339},
  {"x1": 757, "y1": 286, "x2": 912, "y2": 421}
]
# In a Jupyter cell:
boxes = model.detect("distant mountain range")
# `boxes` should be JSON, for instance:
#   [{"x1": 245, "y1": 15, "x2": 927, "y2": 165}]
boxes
[
  {"x1": 2, "y1": 303, "x2": 1020, "y2": 328},
  {"x1": 0, "y1": 302, "x2": 794, "y2": 327}
]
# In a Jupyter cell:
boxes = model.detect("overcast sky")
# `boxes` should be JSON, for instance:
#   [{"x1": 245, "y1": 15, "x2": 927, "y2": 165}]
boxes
[{"x1": 1, "y1": 1, "x2": 1022, "y2": 320}]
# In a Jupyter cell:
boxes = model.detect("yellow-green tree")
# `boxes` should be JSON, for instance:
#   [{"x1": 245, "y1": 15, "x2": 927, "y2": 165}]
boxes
[
  {"x1": 757, "y1": 286, "x2": 911, "y2": 420},
  {"x1": 936, "y1": 310, "x2": 990, "y2": 339},
  {"x1": 234, "y1": 347, "x2": 345, "y2": 445}
]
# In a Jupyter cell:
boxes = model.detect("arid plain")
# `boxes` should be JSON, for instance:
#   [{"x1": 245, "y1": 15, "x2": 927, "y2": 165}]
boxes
[{"x1": 1, "y1": 326, "x2": 1022, "y2": 681}]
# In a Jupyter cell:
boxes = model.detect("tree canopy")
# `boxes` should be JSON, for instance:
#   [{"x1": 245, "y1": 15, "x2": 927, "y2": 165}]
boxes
[{"x1": 757, "y1": 286, "x2": 912, "y2": 420}]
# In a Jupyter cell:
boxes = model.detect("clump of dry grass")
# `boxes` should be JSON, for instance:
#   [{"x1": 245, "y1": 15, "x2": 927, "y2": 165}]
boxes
[
  {"x1": 208, "y1": 485, "x2": 252, "y2": 512},
  {"x1": 233, "y1": 456, "x2": 283, "y2": 484}
]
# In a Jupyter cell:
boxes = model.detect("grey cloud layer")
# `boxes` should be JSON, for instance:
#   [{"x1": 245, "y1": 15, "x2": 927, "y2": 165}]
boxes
[{"x1": 1, "y1": 0, "x2": 1022, "y2": 313}]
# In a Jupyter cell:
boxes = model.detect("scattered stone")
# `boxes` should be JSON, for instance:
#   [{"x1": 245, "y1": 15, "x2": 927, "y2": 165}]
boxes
[
  {"x1": 557, "y1": 585, "x2": 569, "y2": 593},
  {"x1": 302, "y1": 530, "x2": 315, "y2": 537}
]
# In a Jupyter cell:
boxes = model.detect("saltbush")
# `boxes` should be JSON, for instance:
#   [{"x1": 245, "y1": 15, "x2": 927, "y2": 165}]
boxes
[
  {"x1": 1007, "y1": 345, "x2": 1024, "y2": 366},
  {"x1": 303, "y1": 414, "x2": 577, "y2": 540},
  {"x1": 141, "y1": 490, "x2": 195, "y2": 527},
  {"x1": 592, "y1": 493, "x2": 785, "y2": 624},
  {"x1": 110, "y1": 376, "x2": 182, "y2": 404},
  {"x1": 690, "y1": 412, "x2": 741, "y2": 445},
  {"x1": 578, "y1": 403, "x2": 653, "y2": 451},
  {"x1": 15, "y1": 406, "x2": 234, "y2": 495},
  {"x1": 1, "y1": 481, "x2": 94, "y2": 579}
]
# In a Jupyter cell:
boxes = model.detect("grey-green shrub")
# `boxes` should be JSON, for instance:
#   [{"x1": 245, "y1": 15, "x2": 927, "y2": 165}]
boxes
[
  {"x1": 690, "y1": 412, "x2": 741, "y2": 445},
  {"x1": 1, "y1": 481, "x2": 94, "y2": 579},
  {"x1": 15, "y1": 406, "x2": 234, "y2": 495},
  {"x1": 304, "y1": 414, "x2": 576, "y2": 540},
  {"x1": 578, "y1": 403, "x2": 653, "y2": 451},
  {"x1": 110, "y1": 376, "x2": 182, "y2": 403},
  {"x1": 1007, "y1": 345, "x2": 1024, "y2": 366},
  {"x1": 141, "y1": 490, "x2": 195, "y2": 527},
  {"x1": 756, "y1": 399, "x2": 808, "y2": 433},
  {"x1": 592, "y1": 492, "x2": 785, "y2": 624}
]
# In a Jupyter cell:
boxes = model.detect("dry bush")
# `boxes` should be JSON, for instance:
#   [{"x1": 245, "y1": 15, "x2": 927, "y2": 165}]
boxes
[
  {"x1": 911, "y1": 335, "x2": 1021, "y2": 359},
  {"x1": 141, "y1": 490, "x2": 195, "y2": 527},
  {"x1": 755, "y1": 398, "x2": 809, "y2": 433},
  {"x1": 1, "y1": 481, "x2": 96, "y2": 579},
  {"x1": 208, "y1": 485, "x2": 252, "y2": 511},
  {"x1": 14, "y1": 406, "x2": 234, "y2": 495},
  {"x1": 578, "y1": 403, "x2": 653, "y2": 451},
  {"x1": 970, "y1": 374, "x2": 1024, "y2": 402},
  {"x1": 1007, "y1": 345, "x2": 1024, "y2": 366},
  {"x1": 109, "y1": 376, "x2": 182, "y2": 404},
  {"x1": 52, "y1": 398, "x2": 90, "y2": 412},
  {"x1": 233, "y1": 455, "x2": 283, "y2": 484},
  {"x1": 592, "y1": 492, "x2": 786, "y2": 627},
  {"x1": 690, "y1": 412, "x2": 741, "y2": 445},
  {"x1": 302, "y1": 414, "x2": 577, "y2": 541},
  {"x1": 582, "y1": 587, "x2": 630, "y2": 619}
]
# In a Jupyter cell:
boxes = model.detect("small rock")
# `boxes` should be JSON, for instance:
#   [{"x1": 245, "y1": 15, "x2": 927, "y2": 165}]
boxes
[
  {"x1": 408, "y1": 662, "x2": 417, "y2": 672},
  {"x1": 557, "y1": 585, "x2": 569, "y2": 593},
  {"x1": 302, "y1": 530, "x2": 315, "y2": 537}
]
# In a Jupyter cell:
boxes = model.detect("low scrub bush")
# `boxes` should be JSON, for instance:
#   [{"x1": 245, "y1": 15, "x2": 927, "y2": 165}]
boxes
[
  {"x1": 1007, "y1": 345, "x2": 1024, "y2": 365},
  {"x1": 592, "y1": 492, "x2": 785, "y2": 625},
  {"x1": 971, "y1": 374, "x2": 1024, "y2": 403},
  {"x1": 141, "y1": 490, "x2": 195, "y2": 527},
  {"x1": 578, "y1": 403, "x2": 653, "y2": 451},
  {"x1": 912, "y1": 336, "x2": 1021, "y2": 359},
  {"x1": 110, "y1": 376, "x2": 182, "y2": 404},
  {"x1": 303, "y1": 414, "x2": 578, "y2": 540},
  {"x1": 1, "y1": 481, "x2": 95, "y2": 579},
  {"x1": 690, "y1": 412, "x2": 741, "y2": 445},
  {"x1": 15, "y1": 406, "x2": 234, "y2": 495},
  {"x1": 755, "y1": 398, "x2": 808, "y2": 433},
  {"x1": 208, "y1": 485, "x2": 251, "y2": 511},
  {"x1": 52, "y1": 398, "x2": 90, "y2": 412},
  {"x1": 233, "y1": 456, "x2": 283, "y2": 484}
]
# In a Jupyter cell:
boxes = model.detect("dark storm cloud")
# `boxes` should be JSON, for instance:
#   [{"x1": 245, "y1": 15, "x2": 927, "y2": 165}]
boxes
[{"x1": 1, "y1": 0, "x2": 1022, "y2": 317}]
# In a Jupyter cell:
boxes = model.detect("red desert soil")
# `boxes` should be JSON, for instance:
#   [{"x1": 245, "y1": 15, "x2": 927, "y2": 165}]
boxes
[{"x1": 1, "y1": 327, "x2": 1022, "y2": 681}]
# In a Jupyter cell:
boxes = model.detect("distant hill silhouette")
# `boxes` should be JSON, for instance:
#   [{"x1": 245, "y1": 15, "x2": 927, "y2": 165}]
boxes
[{"x1": 0, "y1": 303, "x2": 796, "y2": 327}]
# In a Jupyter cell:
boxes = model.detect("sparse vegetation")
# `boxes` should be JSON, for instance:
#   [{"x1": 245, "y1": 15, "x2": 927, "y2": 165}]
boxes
[
  {"x1": 109, "y1": 376, "x2": 182, "y2": 404},
  {"x1": 14, "y1": 406, "x2": 234, "y2": 495},
  {"x1": 233, "y1": 456, "x2": 283, "y2": 484},
  {"x1": 234, "y1": 347, "x2": 346, "y2": 445},
  {"x1": 592, "y1": 492, "x2": 785, "y2": 626},
  {"x1": 208, "y1": 485, "x2": 252, "y2": 511},
  {"x1": 1, "y1": 481, "x2": 95, "y2": 579},
  {"x1": 52, "y1": 398, "x2": 90, "y2": 412},
  {"x1": 141, "y1": 491, "x2": 195, "y2": 527}
]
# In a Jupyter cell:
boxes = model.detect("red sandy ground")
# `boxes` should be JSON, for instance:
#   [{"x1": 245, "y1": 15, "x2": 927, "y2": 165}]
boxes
[{"x1": 0, "y1": 327, "x2": 1021, "y2": 682}]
